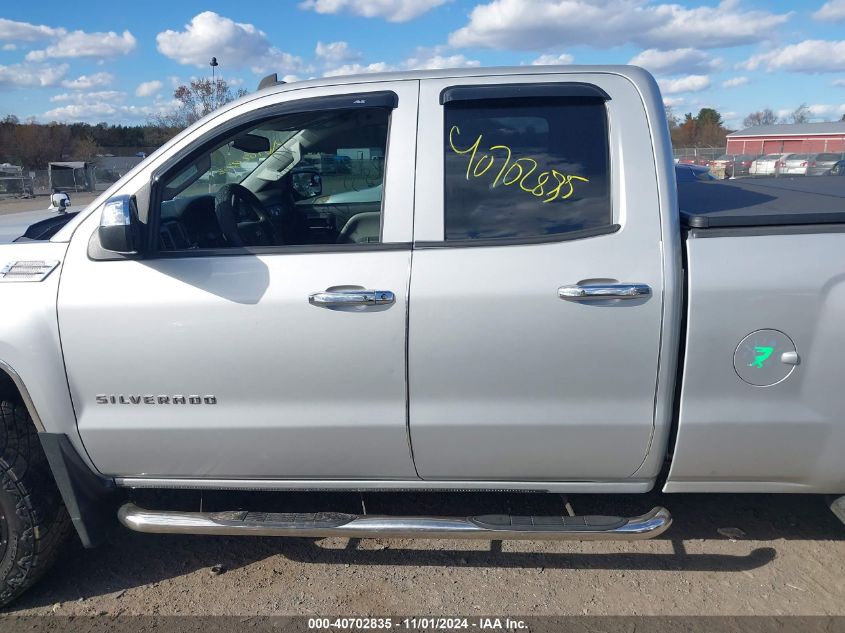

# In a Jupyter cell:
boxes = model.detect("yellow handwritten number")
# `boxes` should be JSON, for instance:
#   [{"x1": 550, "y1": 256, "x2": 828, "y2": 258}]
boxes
[{"x1": 447, "y1": 125, "x2": 589, "y2": 203}]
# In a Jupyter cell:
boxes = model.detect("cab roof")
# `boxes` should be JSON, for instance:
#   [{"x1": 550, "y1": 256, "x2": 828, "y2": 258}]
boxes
[{"x1": 253, "y1": 64, "x2": 654, "y2": 98}]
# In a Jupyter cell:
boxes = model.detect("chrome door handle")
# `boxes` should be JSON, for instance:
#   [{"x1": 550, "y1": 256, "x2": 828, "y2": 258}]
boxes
[
  {"x1": 558, "y1": 283, "x2": 651, "y2": 301},
  {"x1": 309, "y1": 289, "x2": 395, "y2": 307}
]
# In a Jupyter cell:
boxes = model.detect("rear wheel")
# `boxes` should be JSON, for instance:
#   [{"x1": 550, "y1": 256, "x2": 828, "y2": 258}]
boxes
[{"x1": 0, "y1": 400, "x2": 72, "y2": 607}]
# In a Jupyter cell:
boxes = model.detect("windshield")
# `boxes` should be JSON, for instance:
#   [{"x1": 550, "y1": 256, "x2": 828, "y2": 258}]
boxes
[{"x1": 171, "y1": 129, "x2": 297, "y2": 199}]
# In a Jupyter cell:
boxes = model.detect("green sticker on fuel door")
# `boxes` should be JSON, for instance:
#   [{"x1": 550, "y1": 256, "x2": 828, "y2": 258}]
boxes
[{"x1": 750, "y1": 346, "x2": 774, "y2": 368}]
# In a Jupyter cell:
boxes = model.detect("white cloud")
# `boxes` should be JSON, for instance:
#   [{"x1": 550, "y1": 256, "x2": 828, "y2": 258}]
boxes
[
  {"x1": 402, "y1": 51, "x2": 480, "y2": 70},
  {"x1": 663, "y1": 97, "x2": 685, "y2": 108},
  {"x1": 135, "y1": 80, "x2": 163, "y2": 97},
  {"x1": 646, "y1": 1, "x2": 790, "y2": 50},
  {"x1": 60, "y1": 72, "x2": 114, "y2": 90},
  {"x1": 50, "y1": 90, "x2": 125, "y2": 103},
  {"x1": 251, "y1": 48, "x2": 306, "y2": 75},
  {"x1": 299, "y1": 0, "x2": 447, "y2": 22},
  {"x1": 0, "y1": 17, "x2": 62, "y2": 42},
  {"x1": 741, "y1": 40, "x2": 845, "y2": 73},
  {"x1": 629, "y1": 48, "x2": 718, "y2": 75},
  {"x1": 657, "y1": 74, "x2": 711, "y2": 94},
  {"x1": 834, "y1": 79, "x2": 845, "y2": 87},
  {"x1": 2, "y1": 44, "x2": 17, "y2": 51},
  {"x1": 531, "y1": 53, "x2": 575, "y2": 65},
  {"x1": 814, "y1": 0, "x2": 845, "y2": 22},
  {"x1": 157, "y1": 12, "x2": 268, "y2": 66},
  {"x1": 157, "y1": 12, "x2": 304, "y2": 76},
  {"x1": 323, "y1": 61, "x2": 395, "y2": 77},
  {"x1": 807, "y1": 103, "x2": 845, "y2": 119},
  {"x1": 315, "y1": 41, "x2": 361, "y2": 65},
  {"x1": 42, "y1": 99, "x2": 176, "y2": 123},
  {"x1": 722, "y1": 76, "x2": 748, "y2": 88},
  {"x1": 26, "y1": 30, "x2": 136, "y2": 61},
  {"x1": 321, "y1": 47, "x2": 480, "y2": 77},
  {"x1": 42, "y1": 102, "x2": 122, "y2": 121},
  {"x1": 449, "y1": 0, "x2": 790, "y2": 51},
  {"x1": 0, "y1": 62, "x2": 68, "y2": 88}
]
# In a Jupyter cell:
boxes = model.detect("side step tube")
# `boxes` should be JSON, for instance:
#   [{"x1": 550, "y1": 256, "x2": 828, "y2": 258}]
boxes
[{"x1": 118, "y1": 503, "x2": 671, "y2": 541}]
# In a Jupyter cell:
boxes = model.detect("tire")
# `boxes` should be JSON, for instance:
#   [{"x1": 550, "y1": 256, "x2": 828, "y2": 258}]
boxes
[{"x1": 0, "y1": 400, "x2": 72, "y2": 607}]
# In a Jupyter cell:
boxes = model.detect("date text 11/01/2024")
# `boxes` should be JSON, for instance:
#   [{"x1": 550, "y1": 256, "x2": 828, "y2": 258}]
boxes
[
  {"x1": 307, "y1": 617, "x2": 529, "y2": 630},
  {"x1": 448, "y1": 125, "x2": 588, "y2": 203}
]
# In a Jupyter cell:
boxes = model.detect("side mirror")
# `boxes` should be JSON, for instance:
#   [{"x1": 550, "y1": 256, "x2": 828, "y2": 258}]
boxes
[
  {"x1": 291, "y1": 170, "x2": 322, "y2": 198},
  {"x1": 99, "y1": 195, "x2": 140, "y2": 254},
  {"x1": 49, "y1": 192, "x2": 71, "y2": 212}
]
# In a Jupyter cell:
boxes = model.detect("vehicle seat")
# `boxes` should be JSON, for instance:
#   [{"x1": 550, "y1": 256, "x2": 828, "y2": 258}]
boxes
[{"x1": 336, "y1": 212, "x2": 381, "y2": 244}]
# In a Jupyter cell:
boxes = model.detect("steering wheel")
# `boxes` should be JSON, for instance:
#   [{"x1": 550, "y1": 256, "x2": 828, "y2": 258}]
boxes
[{"x1": 213, "y1": 184, "x2": 279, "y2": 247}]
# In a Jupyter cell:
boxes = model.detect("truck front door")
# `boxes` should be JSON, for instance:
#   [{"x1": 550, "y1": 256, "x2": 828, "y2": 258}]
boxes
[
  {"x1": 58, "y1": 82, "x2": 419, "y2": 480},
  {"x1": 408, "y1": 74, "x2": 669, "y2": 483}
]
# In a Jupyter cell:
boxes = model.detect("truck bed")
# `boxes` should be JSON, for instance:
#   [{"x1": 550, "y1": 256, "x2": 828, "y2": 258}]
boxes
[
  {"x1": 668, "y1": 174, "x2": 845, "y2": 493},
  {"x1": 678, "y1": 177, "x2": 845, "y2": 229}
]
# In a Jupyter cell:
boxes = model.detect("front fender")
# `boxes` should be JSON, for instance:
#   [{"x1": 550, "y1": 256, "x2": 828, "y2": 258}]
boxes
[{"x1": 0, "y1": 241, "x2": 91, "y2": 463}]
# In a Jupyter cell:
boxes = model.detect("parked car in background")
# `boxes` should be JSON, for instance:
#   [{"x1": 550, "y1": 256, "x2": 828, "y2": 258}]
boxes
[
  {"x1": 676, "y1": 156, "x2": 711, "y2": 166},
  {"x1": 830, "y1": 159, "x2": 845, "y2": 176},
  {"x1": 779, "y1": 153, "x2": 812, "y2": 176},
  {"x1": 674, "y1": 163, "x2": 716, "y2": 182},
  {"x1": 749, "y1": 153, "x2": 789, "y2": 176},
  {"x1": 709, "y1": 154, "x2": 757, "y2": 178},
  {"x1": 806, "y1": 152, "x2": 845, "y2": 176}
]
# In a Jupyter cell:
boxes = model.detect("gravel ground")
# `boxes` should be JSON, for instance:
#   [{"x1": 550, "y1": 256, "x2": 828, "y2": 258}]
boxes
[
  {"x1": 5, "y1": 490, "x2": 845, "y2": 616},
  {"x1": 0, "y1": 192, "x2": 98, "y2": 216}
]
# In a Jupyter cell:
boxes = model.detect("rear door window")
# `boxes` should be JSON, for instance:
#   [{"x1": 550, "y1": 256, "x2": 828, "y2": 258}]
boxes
[{"x1": 443, "y1": 96, "x2": 611, "y2": 242}]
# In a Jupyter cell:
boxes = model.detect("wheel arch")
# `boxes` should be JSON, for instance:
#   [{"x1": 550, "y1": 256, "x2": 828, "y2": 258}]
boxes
[
  {"x1": 0, "y1": 359, "x2": 45, "y2": 432},
  {"x1": 0, "y1": 359, "x2": 116, "y2": 547}
]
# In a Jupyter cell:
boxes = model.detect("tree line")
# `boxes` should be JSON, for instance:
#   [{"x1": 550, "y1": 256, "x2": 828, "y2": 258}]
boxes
[
  {"x1": 666, "y1": 103, "x2": 845, "y2": 149},
  {"x1": 666, "y1": 107, "x2": 730, "y2": 148},
  {"x1": 743, "y1": 103, "x2": 845, "y2": 128},
  {"x1": 1, "y1": 78, "x2": 245, "y2": 170}
]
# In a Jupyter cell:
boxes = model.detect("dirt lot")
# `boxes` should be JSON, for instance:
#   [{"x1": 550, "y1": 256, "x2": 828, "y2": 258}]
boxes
[
  {"x1": 0, "y1": 192, "x2": 99, "y2": 216},
  {"x1": 5, "y1": 490, "x2": 845, "y2": 617}
]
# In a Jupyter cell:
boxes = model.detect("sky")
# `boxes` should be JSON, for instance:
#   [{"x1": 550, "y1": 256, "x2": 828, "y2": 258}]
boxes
[{"x1": 1, "y1": 0, "x2": 844, "y2": 130}]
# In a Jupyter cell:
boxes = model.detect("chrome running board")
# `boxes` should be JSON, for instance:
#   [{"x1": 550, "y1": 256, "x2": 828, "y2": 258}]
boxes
[{"x1": 118, "y1": 503, "x2": 671, "y2": 541}]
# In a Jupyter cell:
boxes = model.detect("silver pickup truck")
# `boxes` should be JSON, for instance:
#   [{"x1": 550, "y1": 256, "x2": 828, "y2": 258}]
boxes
[{"x1": 1, "y1": 65, "x2": 844, "y2": 606}]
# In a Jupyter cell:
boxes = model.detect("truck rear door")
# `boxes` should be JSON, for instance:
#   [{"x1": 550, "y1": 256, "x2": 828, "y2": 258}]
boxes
[{"x1": 408, "y1": 73, "x2": 669, "y2": 482}]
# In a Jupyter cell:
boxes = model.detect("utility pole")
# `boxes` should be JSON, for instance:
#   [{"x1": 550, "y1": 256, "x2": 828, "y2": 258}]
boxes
[{"x1": 210, "y1": 57, "x2": 218, "y2": 111}]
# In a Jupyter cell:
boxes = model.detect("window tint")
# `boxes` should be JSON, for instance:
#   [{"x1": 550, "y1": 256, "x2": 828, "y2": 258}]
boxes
[
  {"x1": 157, "y1": 107, "x2": 389, "y2": 251},
  {"x1": 443, "y1": 96, "x2": 611, "y2": 242}
]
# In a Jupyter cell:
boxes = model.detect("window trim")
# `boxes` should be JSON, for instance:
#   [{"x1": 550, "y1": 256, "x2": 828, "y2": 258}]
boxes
[
  {"x1": 440, "y1": 88, "x2": 614, "y2": 247},
  {"x1": 144, "y1": 91, "x2": 399, "y2": 258},
  {"x1": 150, "y1": 242, "x2": 412, "y2": 259},
  {"x1": 414, "y1": 224, "x2": 619, "y2": 249},
  {"x1": 440, "y1": 82, "x2": 611, "y2": 105}
]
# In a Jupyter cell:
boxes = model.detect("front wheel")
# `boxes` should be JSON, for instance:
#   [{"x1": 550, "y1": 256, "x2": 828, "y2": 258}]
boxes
[{"x1": 0, "y1": 400, "x2": 72, "y2": 607}]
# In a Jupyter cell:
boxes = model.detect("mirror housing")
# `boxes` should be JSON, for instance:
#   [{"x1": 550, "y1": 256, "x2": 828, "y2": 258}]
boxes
[
  {"x1": 49, "y1": 192, "x2": 71, "y2": 212},
  {"x1": 98, "y1": 195, "x2": 140, "y2": 254},
  {"x1": 291, "y1": 170, "x2": 322, "y2": 198}
]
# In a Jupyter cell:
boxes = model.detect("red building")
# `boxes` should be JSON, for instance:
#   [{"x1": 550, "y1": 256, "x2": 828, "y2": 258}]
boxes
[{"x1": 726, "y1": 121, "x2": 845, "y2": 155}]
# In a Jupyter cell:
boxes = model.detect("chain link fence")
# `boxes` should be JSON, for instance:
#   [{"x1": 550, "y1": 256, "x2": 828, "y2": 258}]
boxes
[{"x1": 671, "y1": 147, "x2": 725, "y2": 164}]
